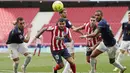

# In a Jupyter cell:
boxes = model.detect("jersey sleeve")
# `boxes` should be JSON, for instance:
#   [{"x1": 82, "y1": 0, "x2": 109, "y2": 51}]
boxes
[
  {"x1": 46, "y1": 26, "x2": 54, "y2": 31},
  {"x1": 66, "y1": 20, "x2": 72, "y2": 28},
  {"x1": 122, "y1": 23, "x2": 125, "y2": 31},
  {"x1": 98, "y1": 22, "x2": 105, "y2": 28}
]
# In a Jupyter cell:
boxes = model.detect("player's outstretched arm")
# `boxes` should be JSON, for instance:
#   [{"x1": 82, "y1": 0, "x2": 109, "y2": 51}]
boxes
[
  {"x1": 87, "y1": 28, "x2": 100, "y2": 38},
  {"x1": 35, "y1": 27, "x2": 48, "y2": 39},
  {"x1": 24, "y1": 28, "x2": 31, "y2": 43},
  {"x1": 117, "y1": 28, "x2": 123, "y2": 43},
  {"x1": 72, "y1": 25, "x2": 84, "y2": 35}
]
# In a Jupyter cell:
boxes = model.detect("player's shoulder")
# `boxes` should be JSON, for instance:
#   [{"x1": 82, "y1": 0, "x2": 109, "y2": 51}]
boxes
[
  {"x1": 122, "y1": 22, "x2": 128, "y2": 25},
  {"x1": 99, "y1": 19, "x2": 107, "y2": 24},
  {"x1": 98, "y1": 19, "x2": 107, "y2": 26}
]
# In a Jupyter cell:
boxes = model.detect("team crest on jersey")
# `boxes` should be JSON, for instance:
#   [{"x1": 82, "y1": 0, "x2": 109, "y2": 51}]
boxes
[
  {"x1": 19, "y1": 35, "x2": 23, "y2": 39},
  {"x1": 18, "y1": 29, "x2": 21, "y2": 33}
]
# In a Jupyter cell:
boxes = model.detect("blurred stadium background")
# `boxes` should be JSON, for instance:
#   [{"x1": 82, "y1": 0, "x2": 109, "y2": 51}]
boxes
[{"x1": 0, "y1": 0, "x2": 130, "y2": 73}]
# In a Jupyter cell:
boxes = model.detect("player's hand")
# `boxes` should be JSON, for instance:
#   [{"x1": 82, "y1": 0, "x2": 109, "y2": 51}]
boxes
[
  {"x1": 55, "y1": 36, "x2": 64, "y2": 40},
  {"x1": 73, "y1": 28, "x2": 78, "y2": 31},
  {"x1": 90, "y1": 47, "x2": 95, "y2": 51},
  {"x1": 47, "y1": 26, "x2": 53, "y2": 30},
  {"x1": 80, "y1": 35, "x2": 86, "y2": 39}
]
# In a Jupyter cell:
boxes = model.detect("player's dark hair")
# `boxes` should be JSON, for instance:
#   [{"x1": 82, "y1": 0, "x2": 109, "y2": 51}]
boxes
[
  {"x1": 91, "y1": 15, "x2": 95, "y2": 18},
  {"x1": 58, "y1": 18, "x2": 66, "y2": 22},
  {"x1": 96, "y1": 10, "x2": 103, "y2": 16},
  {"x1": 59, "y1": 8, "x2": 65, "y2": 14},
  {"x1": 15, "y1": 17, "x2": 24, "y2": 25}
]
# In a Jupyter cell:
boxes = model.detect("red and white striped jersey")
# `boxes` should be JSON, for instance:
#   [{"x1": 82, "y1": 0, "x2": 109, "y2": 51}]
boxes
[
  {"x1": 47, "y1": 26, "x2": 71, "y2": 51},
  {"x1": 83, "y1": 22, "x2": 101, "y2": 47}
]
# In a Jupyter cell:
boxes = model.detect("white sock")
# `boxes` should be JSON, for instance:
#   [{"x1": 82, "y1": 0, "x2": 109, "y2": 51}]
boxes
[
  {"x1": 62, "y1": 62, "x2": 70, "y2": 73},
  {"x1": 90, "y1": 58, "x2": 96, "y2": 72},
  {"x1": 23, "y1": 54, "x2": 32, "y2": 69},
  {"x1": 116, "y1": 52, "x2": 124, "y2": 63},
  {"x1": 112, "y1": 62, "x2": 124, "y2": 70},
  {"x1": 13, "y1": 62, "x2": 19, "y2": 73}
]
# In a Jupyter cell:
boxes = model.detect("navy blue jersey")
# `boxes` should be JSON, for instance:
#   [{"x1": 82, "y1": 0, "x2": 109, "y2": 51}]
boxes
[
  {"x1": 98, "y1": 19, "x2": 116, "y2": 47},
  {"x1": 64, "y1": 18, "x2": 72, "y2": 43},
  {"x1": 122, "y1": 22, "x2": 130, "y2": 41},
  {"x1": 6, "y1": 25, "x2": 24, "y2": 44},
  {"x1": 65, "y1": 18, "x2": 72, "y2": 29}
]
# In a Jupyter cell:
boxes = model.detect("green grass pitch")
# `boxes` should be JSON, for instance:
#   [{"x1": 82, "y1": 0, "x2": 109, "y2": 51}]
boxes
[{"x1": 0, "y1": 52, "x2": 129, "y2": 73}]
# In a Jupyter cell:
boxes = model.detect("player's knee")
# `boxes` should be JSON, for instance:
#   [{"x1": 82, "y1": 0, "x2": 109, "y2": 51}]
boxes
[
  {"x1": 13, "y1": 57, "x2": 19, "y2": 62},
  {"x1": 68, "y1": 58, "x2": 75, "y2": 65},
  {"x1": 14, "y1": 60, "x2": 19, "y2": 63},
  {"x1": 24, "y1": 53, "x2": 32, "y2": 57},
  {"x1": 59, "y1": 63, "x2": 64, "y2": 68},
  {"x1": 90, "y1": 54, "x2": 96, "y2": 58},
  {"x1": 120, "y1": 50, "x2": 125, "y2": 54},
  {"x1": 109, "y1": 58, "x2": 115, "y2": 64},
  {"x1": 26, "y1": 54, "x2": 32, "y2": 58}
]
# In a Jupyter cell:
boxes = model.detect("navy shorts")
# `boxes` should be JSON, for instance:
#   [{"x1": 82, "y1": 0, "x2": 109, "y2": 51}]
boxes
[
  {"x1": 37, "y1": 44, "x2": 42, "y2": 48},
  {"x1": 86, "y1": 47, "x2": 93, "y2": 56},
  {"x1": 51, "y1": 48, "x2": 71, "y2": 64}
]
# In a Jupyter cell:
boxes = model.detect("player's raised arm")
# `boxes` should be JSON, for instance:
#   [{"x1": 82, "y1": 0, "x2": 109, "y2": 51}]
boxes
[
  {"x1": 24, "y1": 28, "x2": 31, "y2": 43},
  {"x1": 72, "y1": 23, "x2": 86, "y2": 35},
  {"x1": 35, "y1": 27, "x2": 48, "y2": 38},
  {"x1": 117, "y1": 26, "x2": 123, "y2": 43},
  {"x1": 73, "y1": 23, "x2": 86, "y2": 31},
  {"x1": 85, "y1": 28, "x2": 100, "y2": 38}
]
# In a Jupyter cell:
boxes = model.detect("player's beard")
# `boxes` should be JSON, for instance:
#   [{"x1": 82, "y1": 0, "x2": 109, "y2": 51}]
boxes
[
  {"x1": 96, "y1": 18, "x2": 101, "y2": 22},
  {"x1": 59, "y1": 27, "x2": 64, "y2": 31}
]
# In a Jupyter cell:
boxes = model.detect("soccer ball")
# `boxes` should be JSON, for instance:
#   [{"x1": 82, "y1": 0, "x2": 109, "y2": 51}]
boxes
[{"x1": 52, "y1": 1, "x2": 64, "y2": 12}]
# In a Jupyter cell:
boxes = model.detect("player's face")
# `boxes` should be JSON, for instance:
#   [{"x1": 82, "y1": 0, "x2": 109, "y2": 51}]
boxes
[
  {"x1": 128, "y1": 14, "x2": 130, "y2": 21},
  {"x1": 61, "y1": 10, "x2": 67, "y2": 18},
  {"x1": 95, "y1": 12, "x2": 102, "y2": 22},
  {"x1": 90, "y1": 18, "x2": 96, "y2": 27},
  {"x1": 18, "y1": 20, "x2": 25, "y2": 30},
  {"x1": 58, "y1": 21, "x2": 65, "y2": 30}
]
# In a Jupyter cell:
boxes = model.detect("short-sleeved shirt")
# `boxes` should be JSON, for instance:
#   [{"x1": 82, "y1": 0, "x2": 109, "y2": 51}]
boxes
[
  {"x1": 6, "y1": 25, "x2": 24, "y2": 44},
  {"x1": 98, "y1": 19, "x2": 116, "y2": 47},
  {"x1": 56, "y1": 18, "x2": 72, "y2": 43},
  {"x1": 47, "y1": 26, "x2": 72, "y2": 51},
  {"x1": 83, "y1": 22, "x2": 102, "y2": 47},
  {"x1": 122, "y1": 22, "x2": 130, "y2": 41}
]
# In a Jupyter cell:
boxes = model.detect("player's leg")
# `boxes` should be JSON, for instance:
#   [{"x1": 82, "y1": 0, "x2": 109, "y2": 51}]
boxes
[
  {"x1": 63, "y1": 48, "x2": 76, "y2": 73},
  {"x1": 86, "y1": 47, "x2": 93, "y2": 63},
  {"x1": 8, "y1": 44, "x2": 19, "y2": 73},
  {"x1": 86, "y1": 47, "x2": 97, "y2": 70},
  {"x1": 33, "y1": 44, "x2": 37, "y2": 56},
  {"x1": 113, "y1": 41, "x2": 128, "y2": 71},
  {"x1": 89, "y1": 42, "x2": 107, "y2": 73},
  {"x1": 38, "y1": 44, "x2": 41, "y2": 56},
  {"x1": 52, "y1": 50, "x2": 64, "y2": 73},
  {"x1": 107, "y1": 45, "x2": 126, "y2": 73},
  {"x1": 18, "y1": 43, "x2": 32, "y2": 73},
  {"x1": 62, "y1": 42, "x2": 74, "y2": 73}
]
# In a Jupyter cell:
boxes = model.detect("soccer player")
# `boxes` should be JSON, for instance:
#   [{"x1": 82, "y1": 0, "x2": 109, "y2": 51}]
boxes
[
  {"x1": 33, "y1": 31, "x2": 43, "y2": 56},
  {"x1": 35, "y1": 18, "x2": 76, "y2": 73},
  {"x1": 113, "y1": 12, "x2": 130, "y2": 71},
  {"x1": 83, "y1": 10, "x2": 126, "y2": 73},
  {"x1": 59, "y1": 9, "x2": 80, "y2": 73},
  {"x1": 6, "y1": 17, "x2": 32, "y2": 73},
  {"x1": 73, "y1": 16, "x2": 102, "y2": 71}
]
